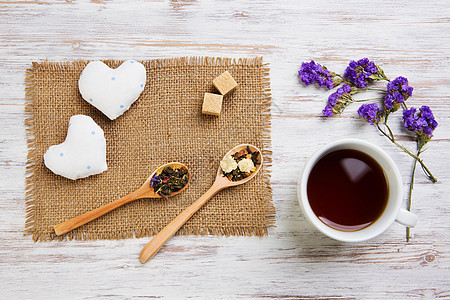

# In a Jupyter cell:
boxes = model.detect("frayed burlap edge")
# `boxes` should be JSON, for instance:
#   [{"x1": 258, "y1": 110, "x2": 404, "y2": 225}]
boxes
[
  {"x1": 24, "y1": 66, "x2": 37, "y2": 239},
  {"x1": 24, "y1": 56, "x2": 274, "y2": 241}
]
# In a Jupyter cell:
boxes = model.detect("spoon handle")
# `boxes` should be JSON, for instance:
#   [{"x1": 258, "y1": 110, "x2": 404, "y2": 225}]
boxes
[
  {"x1": 139, "y1": 181, "x2": 224, "y2": 264},
  {"x1": 54, "y1": 190, "x2": 142, "y2": 236}
]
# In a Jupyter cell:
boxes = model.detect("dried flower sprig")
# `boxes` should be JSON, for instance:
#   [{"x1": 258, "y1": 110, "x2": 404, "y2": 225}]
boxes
[
  {"x1": 298, "y1": 58, "x2": 438, "y2": 242},
  {"x1": 298, "y1": 60, "x2": 341, "y2": 90},
  {"x1": 344, "y1": 58, "x2": 388, "y2": 88},
  {"x1": 322, "y1": 84, "x2": 355, "y2": 117},
  {"x1": 401, "y1": 105, "x2": 438, "y2": 240},
  {"x1": 384, "y1": 76, "x2": 414, "y2": 112}
]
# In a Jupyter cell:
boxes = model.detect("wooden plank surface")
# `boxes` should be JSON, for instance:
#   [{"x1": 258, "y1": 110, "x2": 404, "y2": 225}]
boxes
[{"x1": 1, "y1": 0, "x2": 449, "y2": 299}]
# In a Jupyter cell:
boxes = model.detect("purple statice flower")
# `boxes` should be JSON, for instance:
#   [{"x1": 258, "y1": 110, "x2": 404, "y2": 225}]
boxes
[
  {"x1": 322, "y1": 84, "x2": 352, "y2": 117},
  {"x1": 384, "y1": 76, "x2": 413, "y2": 111},
  {"x1": 150, "y1": 176, "x2": 161, "y2": 187},
  {"x1": 322, "y1": 105, "x2": 333, "y2": 117},
  {"x1": 344, "y1": 58, "x2": 379, "y2": 88},
  {"x1": 298, "y1": 60, "x2": 334, "y2": 90},
  {"x1": 403, "y1": 106, "x2": 438, "y2": 140},
  {"x1": 357, "y1": 103, "x2": 382, "y2": 125}
]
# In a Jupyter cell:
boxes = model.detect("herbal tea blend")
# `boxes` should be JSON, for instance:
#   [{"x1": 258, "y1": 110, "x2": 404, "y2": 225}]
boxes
[
  {"x1": 150, "y1": 166, "x2": 189, "y2": 199},
  {"x1": 220, "y1": 146, "x2": 260, "y2": 181}
]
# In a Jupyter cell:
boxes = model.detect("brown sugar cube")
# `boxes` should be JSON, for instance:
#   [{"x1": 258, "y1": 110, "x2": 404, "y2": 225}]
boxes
[
  {"x1": 202, "y1": 92, "x2": 223, "y2": 116},
  {"x1": 213, "y1": 71, "x2": 238, "y2": 96}
]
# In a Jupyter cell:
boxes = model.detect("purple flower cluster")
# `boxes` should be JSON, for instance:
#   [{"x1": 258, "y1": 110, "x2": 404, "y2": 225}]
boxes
[
  {"x1": 344, "y1": 58, "x2": 379, "y2": 88},
  {"x1": 298, "y1": 60, "x2": 334, "y2": 90},
  {"x1": 357, "y1": 103, "x2": 382, "y2": 125},
  {"x1": 322, "y1": 84, "x2": 352, "y2": 117},
  {"x1": 384, "y1": 76, "x2": 413, "y2": 111},
  {"x1": 403, "y1": 106, "x2": 438, "y2": 137},
  {"x1": 328, "y1": 84, "x2": 352, "y2": 106}
]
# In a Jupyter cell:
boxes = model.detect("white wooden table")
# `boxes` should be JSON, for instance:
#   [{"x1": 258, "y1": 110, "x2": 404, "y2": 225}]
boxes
[{"x1": 1, "y1": 1, "x2": 449, "y2": 299}]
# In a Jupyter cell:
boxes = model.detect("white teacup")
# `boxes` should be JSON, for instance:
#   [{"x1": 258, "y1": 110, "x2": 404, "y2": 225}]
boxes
[{"x1": 297, "y1": 138, "x2": 417, "y2": 242}]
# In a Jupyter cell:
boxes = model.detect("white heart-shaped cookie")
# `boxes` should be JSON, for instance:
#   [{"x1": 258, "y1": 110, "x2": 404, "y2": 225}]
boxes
[
  {"x1": 78, "y1": 60, "x2": 146, "y2": 120},
  {"x1": 44, "y1": 115, "x2": 107, "y2": 180}
]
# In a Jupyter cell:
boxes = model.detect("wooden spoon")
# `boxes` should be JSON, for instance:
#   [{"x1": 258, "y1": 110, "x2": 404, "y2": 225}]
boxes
[
  {"x1": 53, "y1": 162, "x2": 190, "y2": 236},
  {"x1": 139, "y1": 144, "x2": 263, "y2": 264}
]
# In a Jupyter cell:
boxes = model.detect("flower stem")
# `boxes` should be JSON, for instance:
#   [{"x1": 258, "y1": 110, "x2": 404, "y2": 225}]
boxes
[
  {"x1": 383, "y1": 116, "x2": 395, "y2": 140},
  {"x1": 375, "y1": 66, "x2": 390, "y2": 81},
  {"x1": 353, "y1": 98, "x2": 382, "y2": 102},
  {"x1": 376, "y1": 123, "x2": 438, "y2": 183},
  {"x1": 362, "y1": 88, "x2": 386, "y2": 92},
  {"x1": 406, "y1": 144, "x2": 421, "y2": 242}
]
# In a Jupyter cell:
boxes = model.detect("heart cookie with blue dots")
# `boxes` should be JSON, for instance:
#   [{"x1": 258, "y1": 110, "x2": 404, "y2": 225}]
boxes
[
  {"x1": 43, "y1": 115, "x2": 107, "y2": 180},
  {"x1": 78, "y1": 60, "x2": 146, "y2": 120}
]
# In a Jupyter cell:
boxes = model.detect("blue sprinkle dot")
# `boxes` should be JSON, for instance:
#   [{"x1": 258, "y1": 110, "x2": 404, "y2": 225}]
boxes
[
  {"x1": 89, "y1": 98, "x2": 93, "y2": 102},
  {"x1": 130, "y1": 60, "x2": 135, "y2": 63},
  {"x1": 91, "y1": 131, "x2": 95, "y2": 135},
  {"x1": 120, "y1": 105, "x2": 124, "y2": 108},
  {"x1": 140, "y1": 84, "x2": 144, "y2": 88},
  {"x1": 69, "y1": 123, "x2": 71, "y2": 127},
  {"x1": 60, "y1": 153, "x2": 64, "y2": 157},
  {"x1": 87, "y1": 165, "x2": 91, "y2": 170},
  {"x1": 111, "y1": 77, "x2": 116, "y2": 81}
]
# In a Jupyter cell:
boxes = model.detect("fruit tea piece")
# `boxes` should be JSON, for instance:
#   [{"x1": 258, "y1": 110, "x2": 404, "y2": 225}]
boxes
[{"x1": 220, "y1": 146, "x2": 260, "y2": 181}]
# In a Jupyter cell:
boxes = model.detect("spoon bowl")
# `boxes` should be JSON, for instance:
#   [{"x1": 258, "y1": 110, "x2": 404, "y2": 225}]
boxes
[
  {"x1": 215, "y1": 144, "x2": 263, "y2": 187},
  {"x1": 141, "y1": 162, "x2": 190, "y2": 198},
  {"x1": 54, "y1": 162, "x2": 190, "y2": 236},
  {"x1": 139, "y1": 144, "x2": 262, "y2": 263}
]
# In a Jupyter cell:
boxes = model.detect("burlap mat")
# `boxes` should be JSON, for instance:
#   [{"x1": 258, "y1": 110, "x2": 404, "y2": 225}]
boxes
[{"x1": 24, "y1": 57, "x2": 274, "y2": 241}]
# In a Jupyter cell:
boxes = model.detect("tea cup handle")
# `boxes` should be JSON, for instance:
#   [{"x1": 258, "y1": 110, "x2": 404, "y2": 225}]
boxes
[{"x1": 395, "y1": 208, "x2": 418, "y2": 228}]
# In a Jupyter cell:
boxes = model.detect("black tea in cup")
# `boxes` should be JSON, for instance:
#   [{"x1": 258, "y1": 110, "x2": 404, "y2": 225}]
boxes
[{"x1": 307, "y1": 149, "x2": 389, "y2": 231}]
